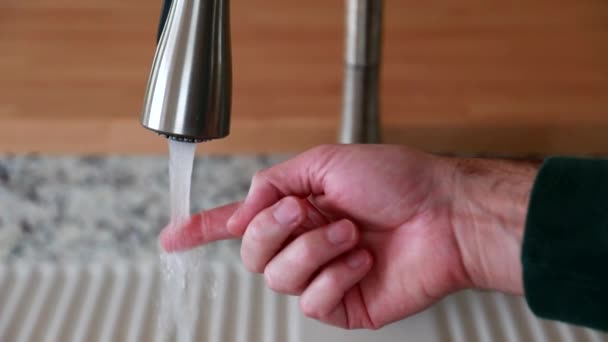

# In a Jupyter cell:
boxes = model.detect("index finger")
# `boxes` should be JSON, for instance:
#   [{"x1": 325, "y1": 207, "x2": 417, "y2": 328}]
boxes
[{"x1": 160, "y1": 201, "x2": 241, "y2": 252}]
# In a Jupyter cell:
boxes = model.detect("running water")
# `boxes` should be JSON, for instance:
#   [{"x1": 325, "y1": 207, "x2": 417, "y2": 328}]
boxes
[
  {"x1": 168, "y1": 140, "x2": 196, "y2": 224},
  {"x1": 159, "y1": 140, "x2": 213, "y2": 342}
]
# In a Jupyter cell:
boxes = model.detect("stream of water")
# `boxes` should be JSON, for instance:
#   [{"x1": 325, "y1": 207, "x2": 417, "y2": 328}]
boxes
[{"x1": 159, "y1": 140, "x2": 209, "y2": 342}]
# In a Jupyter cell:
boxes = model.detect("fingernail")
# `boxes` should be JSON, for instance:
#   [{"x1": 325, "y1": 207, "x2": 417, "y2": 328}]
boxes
[
  {"x1": 326, "y1": 220, "x2": 355, "y2": 245},
  {"x1": 273, "y1": 198, "x2": 299, "y2": 225},
  {"x1": 347, "y1": 250, "x2": 369, "y2": 269}
]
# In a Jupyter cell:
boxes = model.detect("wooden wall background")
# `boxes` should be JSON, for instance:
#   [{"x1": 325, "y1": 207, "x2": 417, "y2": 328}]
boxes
[{"x1": 1, "y1": 0, "x2": 608, "y2": 155}]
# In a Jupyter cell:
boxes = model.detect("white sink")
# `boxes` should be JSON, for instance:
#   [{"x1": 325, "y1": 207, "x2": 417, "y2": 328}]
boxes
[{"x1": 0, "y1": 262, "x2": 605, "y2": 342}]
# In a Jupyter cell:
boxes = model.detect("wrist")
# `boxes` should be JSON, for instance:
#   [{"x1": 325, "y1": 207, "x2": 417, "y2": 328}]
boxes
[{"x1": 447, "y1": 157, "x2": 540, "y2": 294}]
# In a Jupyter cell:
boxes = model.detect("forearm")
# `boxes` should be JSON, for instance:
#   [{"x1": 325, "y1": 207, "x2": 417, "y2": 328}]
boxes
[{"x1": 447, "y1": 157, "x2": 540, "y2": 294}]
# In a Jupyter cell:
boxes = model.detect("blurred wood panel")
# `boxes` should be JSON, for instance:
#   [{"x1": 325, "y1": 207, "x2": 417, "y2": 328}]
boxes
[{"x1": 1, "y1": 0, "x2": 608, "y2": 155}]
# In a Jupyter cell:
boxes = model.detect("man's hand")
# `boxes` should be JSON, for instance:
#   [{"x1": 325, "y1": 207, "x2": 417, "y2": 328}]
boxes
[{"x1": 160, "y1": 144, "x2": 538, "y2": 330}]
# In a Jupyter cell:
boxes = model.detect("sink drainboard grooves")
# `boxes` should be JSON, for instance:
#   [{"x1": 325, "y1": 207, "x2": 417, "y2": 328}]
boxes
[{"x1": 0, "y1": 263, "x2": 606, "y2": 342}]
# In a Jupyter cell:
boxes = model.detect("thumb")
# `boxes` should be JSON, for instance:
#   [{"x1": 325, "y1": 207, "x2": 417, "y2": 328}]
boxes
[
  {"x1": 160, "y1": 202, "x2": 241, "y2": 252},
  {"x1": 227, "y1": 146, "x2": 333, "y2": 236}
]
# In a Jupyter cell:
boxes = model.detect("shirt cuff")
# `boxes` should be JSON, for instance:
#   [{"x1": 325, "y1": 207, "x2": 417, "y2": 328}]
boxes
[{"x1": 523, "y1": 157, "x2": 608, "y2": 332}]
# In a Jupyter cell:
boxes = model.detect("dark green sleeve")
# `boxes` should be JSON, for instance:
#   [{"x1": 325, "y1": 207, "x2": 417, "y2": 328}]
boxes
[{"x1": 523, "y1": 157, "x2": 608, "y2": 332}]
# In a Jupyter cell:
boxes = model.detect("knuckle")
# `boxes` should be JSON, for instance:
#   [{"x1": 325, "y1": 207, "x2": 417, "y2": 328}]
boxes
[
  {"x1": 312, "y1": 144, "x2": 336, "y2": 155},
  {"x1": 240, "y1": 248, "x2": 264, "y2": 274},
  {"x1": 246, "y1": 221, "x2": 266, "y2": 245},
  {"x1": 245, "y1": 210, "x2": 279, "y2": 245},
  {"x1": 251, "y1": 169, "x2": 270, "y2": 187},
  {"x1": 264, "y1": 268, "x2": 285, "y2": 292},
  {"x1": 264, "y1": 269, "x2": 278, "y2": 290},
  {"x1": 240, "y1": 257, "x2": 255, "y2": 273},
  {"x1": 320, "y1": 271, "x2": 341, "y2": 290},
  {"x1": 264, "y1": 265, "x2": 302, "y2": 295},
  {"x1": 299, "y1": 297, "x2": 321, "y2": 320},
  {"x1": 310, "y1": 144, "x2": 341, "y2": 162},
  {"x1": 296, "y1": 242, "x2": 316, "y2": 262},
  {"x1": 198, "y1": 212, "x2": 213, "y2": 237},
  {"x1": 241, "y1": 261, "x2": 255, "y2": 273}
]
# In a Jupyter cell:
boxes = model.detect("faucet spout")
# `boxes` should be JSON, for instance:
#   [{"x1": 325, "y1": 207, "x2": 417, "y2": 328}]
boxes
[
  {"x1": 141, "y1": 0, "x2": 232, "y2": 143},
  {"x1": 141, "y1": 0, "x2": 383, "y2": 146}
]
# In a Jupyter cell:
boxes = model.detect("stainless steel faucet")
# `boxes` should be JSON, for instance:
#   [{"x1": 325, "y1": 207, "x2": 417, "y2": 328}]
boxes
[
  {"x1": 141, "y1": 0, "x2": 231, "y2": 143},
  {"x1": 340, "y1": 0, "x2": 383, "y2": 144},
  {"x1": 141, "y1": 0, "x2": 382, "y2": 144}
]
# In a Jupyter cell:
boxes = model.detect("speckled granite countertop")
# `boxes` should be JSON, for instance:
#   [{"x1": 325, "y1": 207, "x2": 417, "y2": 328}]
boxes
[{"x1": 0, "y1": 155, "x2": 285, "y2": 263}]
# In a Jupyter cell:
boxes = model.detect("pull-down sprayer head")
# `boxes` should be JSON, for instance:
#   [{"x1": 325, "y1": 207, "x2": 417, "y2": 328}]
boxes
[{"x1": 141, "y1": 0, "x2": 232, "y2": 143}]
